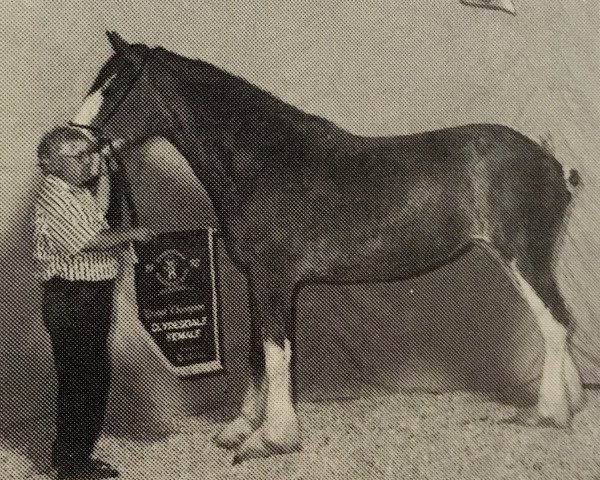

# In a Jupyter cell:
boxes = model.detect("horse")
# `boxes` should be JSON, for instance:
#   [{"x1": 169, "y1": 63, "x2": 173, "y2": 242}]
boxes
[{"x1": 71, "y1": 31, "x2": 584, "y2": 463}]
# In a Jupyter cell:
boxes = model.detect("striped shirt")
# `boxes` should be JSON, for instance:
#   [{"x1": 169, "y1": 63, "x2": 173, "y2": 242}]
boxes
[{"x1": 33, "y1": 174, "x2": 120, "y2": 281}]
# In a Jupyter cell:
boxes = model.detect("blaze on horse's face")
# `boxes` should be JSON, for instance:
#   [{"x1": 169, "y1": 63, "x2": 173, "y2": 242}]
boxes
[{"x1": 71, "y1": 32, "x2": 159, "y2": 143}]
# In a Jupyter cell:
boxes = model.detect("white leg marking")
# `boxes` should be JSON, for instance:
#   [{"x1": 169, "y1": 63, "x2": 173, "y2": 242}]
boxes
[
  {"x1": 512, "y1": 266, "x2": 571, "y2": 426},
  {"x1": 563, "y1": 351, "x2": 584, "y2": 411},
  {"x1": 71, "y1": 89, "x2": 104, "y2": 126},
  {"x1": 264, "y1": 338, "x2": 293, "y2": 417},
  {"x1": 214, "y1": 379, "x2": 265, "y2": 449},
  {"x1": 262, "y1": 338, "x2": 300, "y2": 448},
  {"x1": 234, "y1": 338, "x2": 300, "y2": 462}
]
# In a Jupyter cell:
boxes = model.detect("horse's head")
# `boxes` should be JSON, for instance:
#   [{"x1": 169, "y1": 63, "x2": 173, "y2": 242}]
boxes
[
  {"x1": 71, "y1": 32, "x2": 171, "y2": 145},
  {"x1": 72, "y1": 31, "x2": 293, "y2": 200}
]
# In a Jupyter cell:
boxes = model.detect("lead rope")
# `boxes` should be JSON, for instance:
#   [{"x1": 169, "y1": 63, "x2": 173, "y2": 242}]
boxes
[{"x1": 106, "y1": 144, "x2": 139, "y2": 230}]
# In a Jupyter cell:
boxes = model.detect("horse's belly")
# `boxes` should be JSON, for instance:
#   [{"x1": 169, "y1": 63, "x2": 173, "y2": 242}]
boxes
[
  {"x1": 290, "y1": 194, "x2": 474, "y2": 282},
  {"x1": 234, "y1": 170, "x2": 479, "y2": 281}
]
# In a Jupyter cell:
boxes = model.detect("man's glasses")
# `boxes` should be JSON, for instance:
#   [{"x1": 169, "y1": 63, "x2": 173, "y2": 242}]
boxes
[
  {"x1": 61, "y1": 139, "x2": 115, "y2": 160},
  {"x1": 60, "y1": 147, "x2": 101, "y2": 160}
]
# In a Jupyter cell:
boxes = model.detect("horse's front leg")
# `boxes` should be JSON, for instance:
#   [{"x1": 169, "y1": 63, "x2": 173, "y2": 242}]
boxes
[
  {"x1": 214, "y1": 299, "x2": 267, "y2": 449},
  {"x1": 213, "y1": 376, "x2": 265, "y2": 450},
  {"x1": 233, "y1": 281, "x2": 301, "y2": 463}
]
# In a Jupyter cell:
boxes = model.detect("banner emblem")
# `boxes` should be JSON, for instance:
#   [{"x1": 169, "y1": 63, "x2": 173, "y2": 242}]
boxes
[
  {"x1": 133, "y1": 228, "x2": 225, "y2": 376},
  {"x1": 154, "y1": 249, "x2": 191, "y2": 288}
]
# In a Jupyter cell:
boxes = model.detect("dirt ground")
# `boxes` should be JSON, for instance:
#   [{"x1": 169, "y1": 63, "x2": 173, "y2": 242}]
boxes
[{"x1": 2, "y1": 388, "x2": 600, "y2": 480}]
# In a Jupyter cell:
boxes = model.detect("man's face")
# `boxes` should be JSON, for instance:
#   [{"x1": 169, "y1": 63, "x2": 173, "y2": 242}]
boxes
[{"x1": 55, "y1": 139, "x2": 102, "y2": 187}]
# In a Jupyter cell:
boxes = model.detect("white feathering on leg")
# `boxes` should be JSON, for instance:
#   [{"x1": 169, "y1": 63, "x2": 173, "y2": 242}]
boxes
[{"x1": 511, "y1": 266, "x2": 571, "y2": 426}]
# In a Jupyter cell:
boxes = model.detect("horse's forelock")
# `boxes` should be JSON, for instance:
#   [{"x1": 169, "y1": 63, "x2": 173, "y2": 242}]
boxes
[{"x1": 88, "y1": 44, "x2": 150, "y2": 95}]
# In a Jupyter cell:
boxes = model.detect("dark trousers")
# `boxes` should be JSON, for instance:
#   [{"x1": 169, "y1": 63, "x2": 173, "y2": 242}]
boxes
[{"x1": 42, "y1": 277, "x2": 114, "y2": 466}]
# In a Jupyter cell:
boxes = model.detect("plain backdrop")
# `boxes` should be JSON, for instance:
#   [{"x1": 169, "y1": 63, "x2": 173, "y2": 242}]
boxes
[{"x1": 0, "y1": 0, "x2": 598, "y2": 429}]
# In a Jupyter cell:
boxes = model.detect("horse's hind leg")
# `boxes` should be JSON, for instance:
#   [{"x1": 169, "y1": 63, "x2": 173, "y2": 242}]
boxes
[{"x1": 508, "y1": 258, "x2": 583, "y2": 425}]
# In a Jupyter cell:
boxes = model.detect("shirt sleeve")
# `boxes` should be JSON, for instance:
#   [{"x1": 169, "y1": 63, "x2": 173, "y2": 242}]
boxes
[{"x1": 36, "y1": 191, "x2": 104, "y2": 257}]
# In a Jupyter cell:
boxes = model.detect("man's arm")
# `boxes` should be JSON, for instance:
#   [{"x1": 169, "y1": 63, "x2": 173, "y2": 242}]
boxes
[
  {"x1": 82, "y1": 227, "x2": 155, "y2": 252},
  {"x1": 37, "y1": 177, "x2": 155, "y2": 256}
]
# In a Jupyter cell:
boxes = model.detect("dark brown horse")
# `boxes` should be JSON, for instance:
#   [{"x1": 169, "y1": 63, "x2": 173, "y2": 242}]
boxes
[{"x1": 71, "y1": 31, "x2": 584, "y2": 463}]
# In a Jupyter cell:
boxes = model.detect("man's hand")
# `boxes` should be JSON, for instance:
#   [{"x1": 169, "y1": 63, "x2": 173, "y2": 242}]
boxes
[{"x1": 82, "y1": 227, "x2": 156, "y2": 252}]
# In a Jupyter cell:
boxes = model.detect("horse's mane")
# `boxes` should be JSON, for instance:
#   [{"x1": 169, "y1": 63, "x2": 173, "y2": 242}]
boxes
[
  {"x1": 151, "y1": 47, "x2": 341, "y2": 159},
  {"x1": 152, "y1": 47, "x2": 306, "y2": 118}
]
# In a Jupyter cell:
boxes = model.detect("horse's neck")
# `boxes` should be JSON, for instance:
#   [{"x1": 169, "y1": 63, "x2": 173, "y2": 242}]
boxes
[
  {"x1": 166, "y1": 133, "x2": 237, "y2": 215},
  {"x1": 157, "y1": 53, "x2": 342, "y2": 209},
  {"x1": 166, "y1": 98, "x2": 290, "y2": 198}
]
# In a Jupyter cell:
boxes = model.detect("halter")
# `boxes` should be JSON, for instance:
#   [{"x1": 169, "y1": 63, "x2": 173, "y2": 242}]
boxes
[{"x1": 69, "y1": 51, "x2": 152, "y2": 230}]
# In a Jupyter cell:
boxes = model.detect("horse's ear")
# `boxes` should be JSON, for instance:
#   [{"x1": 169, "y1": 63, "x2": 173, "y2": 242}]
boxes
[{"x1": 106, "y1": 31, "x2": 130, "y2": 55}]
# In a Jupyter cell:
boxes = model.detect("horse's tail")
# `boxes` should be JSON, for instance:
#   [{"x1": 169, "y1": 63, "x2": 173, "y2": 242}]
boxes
[
  {"x1": 539, "y1": 132, "x2": 582, "y2": 192},
  {"x1": 535, "y1": 130, "x2": 594, "y2": 346}
]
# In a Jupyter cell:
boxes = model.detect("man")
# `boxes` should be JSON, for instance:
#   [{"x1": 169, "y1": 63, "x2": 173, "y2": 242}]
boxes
[{"x1": 33, "y1": 126, "x2": 154, "y2": 479}]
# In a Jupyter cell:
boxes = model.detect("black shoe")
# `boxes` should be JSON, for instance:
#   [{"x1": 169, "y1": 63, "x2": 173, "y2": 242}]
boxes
[{"x1": 53, "y1": 458, "x2": 119, "y2": 479}]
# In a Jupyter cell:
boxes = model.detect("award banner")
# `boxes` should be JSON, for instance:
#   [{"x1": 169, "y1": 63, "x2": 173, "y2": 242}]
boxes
[{"x1": 132, "y1": 228, "x2": 225, "y2": 377}]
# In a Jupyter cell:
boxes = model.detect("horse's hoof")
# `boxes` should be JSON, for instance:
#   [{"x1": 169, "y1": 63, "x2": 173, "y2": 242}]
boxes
[
  {"x1": 214, "y1": 416, "x2": 256, "y2": 450},
  {"x1": 232, "y1": 426, "x2": 302, "y2": 464},
  {"x1": 262, "y1": 421, "x2": 302, "y2": 455},
  {"x1": 232, "y1": 430, "x2": 271, "y2": 464},
  {"x1": 538, "y1": 401, "x2": 571, "y2": 429}
]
